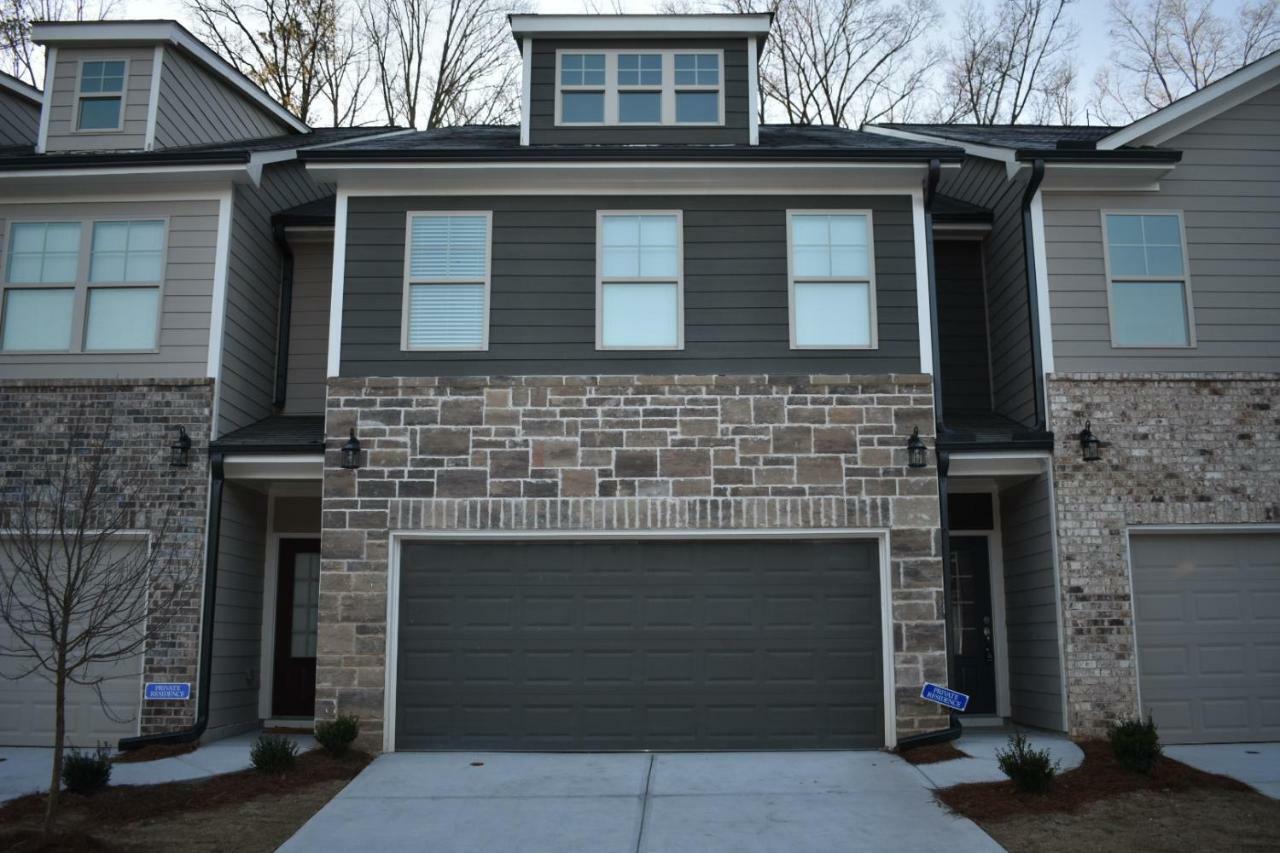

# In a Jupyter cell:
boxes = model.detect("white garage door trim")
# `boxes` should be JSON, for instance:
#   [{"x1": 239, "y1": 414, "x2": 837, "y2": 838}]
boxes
[
  {"x1": 1126, "y1": 523, "x2": 1280, "y2": 731},
  {"x1": 383, "y1": 528, "x2": 896, "y2": 753}
]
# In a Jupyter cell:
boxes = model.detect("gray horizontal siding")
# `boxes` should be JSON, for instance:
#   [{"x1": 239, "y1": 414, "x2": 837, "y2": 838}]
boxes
[
  {"x1": 0, "y1": 199, "x2": 219, "y2": 379},
  {"x1": 999, "y1": 473, "x2": 1065, "y2": 731},
  {"x1": 1044, "y1": 83, "x2": 1280, "y2": 372},
  {"x1": 339, "y1": 194, "x2": 921, "y2": 377},
  {"x1": 0, "y1": 89, "x2": 39, "y2": 146},
  {"x1": 283, "y1": 237, "x2": 332, "y2": 415},
  {"x1": 208, "y1": 482, "x2": 267, "y2": 736},
  {"x1": 43, "y1": 46, "x2": 152, "y2": 152},
  {"x1": 154, "y1": 48, "x2": 292, "y2": 149},
  {"x1": 529, "y1": 38, "x2": 750, "y2": 146}
]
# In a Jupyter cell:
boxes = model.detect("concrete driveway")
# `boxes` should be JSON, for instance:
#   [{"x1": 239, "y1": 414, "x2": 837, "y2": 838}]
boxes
[{"x1": 278, "y1": 751, "x2": 1001, "y2": 853}]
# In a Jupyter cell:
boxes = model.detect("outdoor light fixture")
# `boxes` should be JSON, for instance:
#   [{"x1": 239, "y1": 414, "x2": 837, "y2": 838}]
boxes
[
  {"x1": 340, "y1": 428, "x2": 363, "y2": 470},
  {"x1": 170, "y1": 426, "x2": 192, "y2": 468},
  {"x1": 1079, "y1": 420, "x2": 1101, "y2": 462},
  {"x1": 906, "y1": 427, "x2": 928, "y2": 469}
]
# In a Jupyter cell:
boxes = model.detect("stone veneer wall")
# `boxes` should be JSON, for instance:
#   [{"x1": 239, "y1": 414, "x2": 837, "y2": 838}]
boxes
[
  {"x1": 0, "y1": 379, "x2": 213, "y2": 734},
  {"x1": 320, "y1": 374, "x2": 949, "y2": 748},
  {"x1": 1048, "y1": 373, "x2": 1280, "y2": 735}
]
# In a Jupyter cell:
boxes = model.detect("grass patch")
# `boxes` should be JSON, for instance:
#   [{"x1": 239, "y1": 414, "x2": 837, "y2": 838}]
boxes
[{"x1": 898, "y1": 741, "x2": 970, "y2": 765}]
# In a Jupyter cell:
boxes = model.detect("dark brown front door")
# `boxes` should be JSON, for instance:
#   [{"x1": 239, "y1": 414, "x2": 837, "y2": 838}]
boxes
[
  {"x1": 949, "y1": 536, "x2": 997, "y2": 715},
  {"x1": 273, "y1": 538, "x2": 320, "y2": 718}
]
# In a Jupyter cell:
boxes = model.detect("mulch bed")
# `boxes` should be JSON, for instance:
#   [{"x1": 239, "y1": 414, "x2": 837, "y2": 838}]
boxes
[
  {"x1": 0, "y1": 749, "x2": 371, "y2": 829},
  {"x1": 111, "y1": 742, "x2": 199, "y2": 765},
  {"x1": 898, "y1": 741, "x2": 970, "y2": 765},
  {"x1": 937, "y1": 739, "x2": 1253, "y2": 822},
  {"x1": 3, "y1": 829, "x2": 131, "y2": 852}
]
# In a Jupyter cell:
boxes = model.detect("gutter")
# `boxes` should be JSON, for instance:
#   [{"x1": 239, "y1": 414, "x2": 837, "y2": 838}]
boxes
[
  {"x1": 1020, "y1": 158, "x2": 1047, "y2": 431},
  {"x1": 0, "y1": 151, "x2": 249, "y2": 170},
  {"x1": 272, "y1": 223, "x2": 294, "y2": 409},
  {"x1": 1013, "y1": 148, "x2": 1181, "y2": 163},
  {"x1": 300, "y1": 148, "x2": 964, "y2": 164},
  {"x1": 118, "y1": 451, "x2": 225, "y2": 750}
]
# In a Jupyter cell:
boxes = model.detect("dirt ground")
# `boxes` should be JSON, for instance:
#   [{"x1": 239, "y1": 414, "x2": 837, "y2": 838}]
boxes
[{"x1": 979, "y1": 788, "x2": 1280, "y2": 853}]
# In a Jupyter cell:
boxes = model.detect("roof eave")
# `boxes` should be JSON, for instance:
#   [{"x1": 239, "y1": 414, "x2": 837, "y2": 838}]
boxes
[{"x1": 299, "y1": 148, "x2": 963, "y2": 164}]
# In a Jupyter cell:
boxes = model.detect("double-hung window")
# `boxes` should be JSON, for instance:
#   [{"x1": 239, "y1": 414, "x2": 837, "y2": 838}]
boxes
[
  {"x1": 617, "y1": 53, "x2": 663, "y2": 124},
  {"x1": 402, "y1": 212, "x2": 492, "y2": 351},
  {"x1": 673, "y1": 53, "x2": 720, "y2": 124},
  {"x1": 1, "y1": 218, "x2": 165, "y2": 353},
  {"x1": 597, "y1": 212, "x2": 683, "y2": 350},
  {"x1": 77, "y1": 60, "x2": 127, "y2": 132},
  {"x1": 559, "y1": 53, "x2": 606, "y2": 124},
  {"x1": 1103, "y1": 211, "x2": 1195, "y2": 347},
  {"x1": 787, "y1": 211, "x2": 877, "y2": 349}
]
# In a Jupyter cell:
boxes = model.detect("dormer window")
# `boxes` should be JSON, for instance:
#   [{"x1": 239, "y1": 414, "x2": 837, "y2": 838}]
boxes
[
  {"x1": 555, "y1": 49, "x2": 724, "y2": 127},
  {"x1": 76, "y1": 60, "x2": 127, "y2": 132}
]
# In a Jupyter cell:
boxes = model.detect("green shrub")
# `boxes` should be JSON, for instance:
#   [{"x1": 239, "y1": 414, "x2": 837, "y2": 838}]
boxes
[
  {"x1": 315, "y1": 715, "x2": 360, "y2": 756},
  {"x1": 1108, "y1": 715, "x2": 1162, "y2": 773},
  {"x1": 62, "y1": 746, "x2": 112, "y2": 794},
  {"x1": 250, "y1": 735, "x2": 298, "y2": 773},
  {"x1": 996, "y1": 732, "x2": 1058, "y2": 794}
]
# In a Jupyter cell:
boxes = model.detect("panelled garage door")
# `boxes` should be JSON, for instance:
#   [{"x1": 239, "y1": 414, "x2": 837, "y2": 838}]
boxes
[
  {"x1": 1131, "y1": 532, "x2": 1280, "y2": 744},
  {"x1": 394, "y1": 538, "x2": 884, "y2": 750}
]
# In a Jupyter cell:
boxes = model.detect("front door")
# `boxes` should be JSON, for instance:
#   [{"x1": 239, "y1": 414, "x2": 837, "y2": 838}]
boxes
[
  {"x1": 949, "y1": 536, "x2": 997, "y2": 715},
  {"x1": 272, "y1": 538, "x2": 321, "y2": 718}
]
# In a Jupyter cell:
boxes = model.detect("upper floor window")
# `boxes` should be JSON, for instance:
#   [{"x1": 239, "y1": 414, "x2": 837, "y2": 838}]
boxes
[
  {"x1": 556, "y1": 50, "x2": 724, "y2": 127},
  {"x1": 77, "y1": 60, "x2": 127, "y2": 132},
  {"x1": 1, "y1": 219, "x2": 165, "y2": 353},
  {"x1": 787, "y1": 211, "x2": 877, "y2": 349},
  {"x1": 1103, "y1": 211, "x2": 1194, "y2": 347},
  {"x1": 597, "y1": 212, "x2": 683, "y2": 350},
  {"x1": 402, "y1": 212, "x2": 491, "y2": 351}
]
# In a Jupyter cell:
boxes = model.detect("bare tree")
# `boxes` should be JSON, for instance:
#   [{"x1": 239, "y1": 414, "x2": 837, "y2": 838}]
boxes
[
  {"x1": 937, "y1": 0, "x2": 1078, "y2": 124},
  {"x1": 1091, "y1": 0, "x2": 1280, "y2": 123},
  {"x1": 0, "y1": 414, "x2": 194, "y2": 835},
  {"x1": 0, "y1": 0, "x2": 117, "y2": 86},
  {"x1": 315, "y1": 3, "x2": 374, "y2": 126},
  {"x1": 360, "y1": 0, "x2": 431, "y2": 126}
]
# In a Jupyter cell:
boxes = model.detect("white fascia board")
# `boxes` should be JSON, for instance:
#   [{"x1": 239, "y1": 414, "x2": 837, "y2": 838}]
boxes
[
  {"x1": 222, "y1": 454, "x2": 324, "y2": 481},
  {"x1": 946, "y1": 451, "x2": 1051, "y2": 478},
  {"x1": 863, "y1": 125, "x2": 1021, "y2": 180},
  {"x1": 0, "y1": 69, "x2": 41, "y2": 104},
  {"x1": 1098, "y1": 51, "x2": 1280, "y2": 149},
  {"x1": 31, "y1": 20, "x2": 309, "y2": 133},
  {"x1": 509, "y1": 14, "x2": 772, "y2": 38}
]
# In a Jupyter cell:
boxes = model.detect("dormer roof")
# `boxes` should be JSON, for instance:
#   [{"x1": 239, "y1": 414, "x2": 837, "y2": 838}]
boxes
[{"x1": 507, "y1": 13, "x2": 773, "y2": 44}]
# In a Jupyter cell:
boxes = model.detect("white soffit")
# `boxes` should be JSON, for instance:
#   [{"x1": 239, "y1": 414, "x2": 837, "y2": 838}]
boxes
[
  {"x1": 947, "y1": 451, "x2": 1050, "y2": 478},
  {"x1": 222, "y1": 454, "x2": 324, "y2": 481}
]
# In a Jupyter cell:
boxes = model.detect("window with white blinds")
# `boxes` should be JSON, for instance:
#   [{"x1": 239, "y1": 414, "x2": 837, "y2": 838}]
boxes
[{"x1": 402, "y1": 212, "x2": 492, "y2": 351}]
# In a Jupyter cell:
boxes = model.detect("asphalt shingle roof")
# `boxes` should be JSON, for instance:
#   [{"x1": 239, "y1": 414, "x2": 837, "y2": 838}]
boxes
[
  {"x1": 876, "y1": 123, "x2": 1119, "y2": 150},
  {"x1": 210, "y1": 415, "x2": 325, "y2": 453}
]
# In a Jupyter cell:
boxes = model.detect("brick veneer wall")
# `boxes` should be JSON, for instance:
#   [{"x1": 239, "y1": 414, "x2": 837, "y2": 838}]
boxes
[
  {"x1": 320, "y1": 373, "x2": 950, "y2": 748},
  {"x1": 1048, "y1": 373, "x2": 1280, "y2": 735},
  {"x1": 0, "y1": 379, "x2": 213, "y2": 735}
]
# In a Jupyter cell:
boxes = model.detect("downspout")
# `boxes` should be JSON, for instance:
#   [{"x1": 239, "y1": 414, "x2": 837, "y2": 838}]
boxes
[
  {"x1": 272, "y1": 223, "x2": 294, "y2": 410},
  {"x1": 1020, "y1": 158, "x2": 1047, "y2": 430},
  {"x1": 118, "y1": 451, "x2": 224, "y2": 750}
]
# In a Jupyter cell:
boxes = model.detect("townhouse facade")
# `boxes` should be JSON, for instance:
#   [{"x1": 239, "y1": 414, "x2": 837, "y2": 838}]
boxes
[{"x1": 0, "y1": 14, "x2": 1274, "y2": 754}]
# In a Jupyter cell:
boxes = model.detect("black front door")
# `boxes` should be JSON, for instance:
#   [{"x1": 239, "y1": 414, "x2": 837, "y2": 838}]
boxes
[
  {"x1": 272, "y1": 538, "x2": 320, "y2": 717},
  {"x1": 949, "y1": 536, "x2": 997, "y2": 715}
]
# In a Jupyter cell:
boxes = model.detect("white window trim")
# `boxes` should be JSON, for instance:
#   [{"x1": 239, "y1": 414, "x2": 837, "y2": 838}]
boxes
[
  {"x1": 555, "y1": 48, "x2": 725, "y2": 128},
  {"x1": 0, "y1": 216, "x2": 167, "y2": 355},
  {"x1": 1101, "y1": 209, "x2": 1197, "y2": 349},
  {"x1": 73, "y1": 57, "x2": 129, "y2": 134},
  {"x1": 595, "y1": 209, "x2": 685, "y2": 351},
  {"x1": 399, "y1": 210, "x2": 493, "y2": 352},
  {"x1": 785, "y1": 209, "x2": 879, "y2": 351}
]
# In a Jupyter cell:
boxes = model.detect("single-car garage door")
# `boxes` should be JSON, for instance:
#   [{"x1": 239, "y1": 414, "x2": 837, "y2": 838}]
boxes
[
  {"x1": 395, "y1": 538, "x2": 883, "y2": 750},
  {"x1": 1131, "y1": 532, "x2": 1280, "y2": 744}
]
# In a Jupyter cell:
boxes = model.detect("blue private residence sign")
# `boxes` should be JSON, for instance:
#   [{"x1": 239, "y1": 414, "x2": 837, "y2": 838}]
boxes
[
  {"x1": 920, "y1": 682, "x2": 970, "y2": 712},
  {"x1": 144, "y1": 682, "x2": 191, "y2": 701}
]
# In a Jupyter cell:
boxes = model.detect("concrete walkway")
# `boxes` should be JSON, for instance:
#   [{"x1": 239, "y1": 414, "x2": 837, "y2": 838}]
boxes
[
  {"x1": 279, "y1": 751, "x2": 1002, "y2": 853},
  {"x1": 1166, "y1": 743, "x2": 1280, "y2": 799},
  {"x1": 912, "y1": 729, "x2": 1085, "y2": 788},
  {"x1": 0, "y1": 732, "x2": 314, "y2": 804}
]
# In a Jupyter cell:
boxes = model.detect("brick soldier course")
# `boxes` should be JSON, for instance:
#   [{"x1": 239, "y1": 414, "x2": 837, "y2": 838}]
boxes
[
  {"x1": 319, "y1": 373, "x2": 949, "y2": 747},
  {"x1": 0, "y1": 378, "x2": 213, "y2": 734},
  {"x1": 1048, "y1": 373, "x2": 1280, "y2": 736}
]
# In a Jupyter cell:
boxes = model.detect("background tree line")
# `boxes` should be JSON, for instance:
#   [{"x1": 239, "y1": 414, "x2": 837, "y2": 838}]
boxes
[{"x1": 1, "y1": 0, "x2": 1276, "y2": 129}]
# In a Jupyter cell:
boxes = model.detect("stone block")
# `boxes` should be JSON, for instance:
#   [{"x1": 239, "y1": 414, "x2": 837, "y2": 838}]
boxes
[{"x1": 660, "y1": 448, "x2": 711, "y2": 478}]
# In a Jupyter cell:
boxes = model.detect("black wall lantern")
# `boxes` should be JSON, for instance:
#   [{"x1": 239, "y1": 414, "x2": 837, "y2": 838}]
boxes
[
  {"x1": 1079, "y1": 420, "x2": 1101, "y2": 462},
  {"x1": 340, "y1": 428, "x2": 363, "y2": 470},
  {"x1": 170, "y1": 426, "x2": 192, "y2": 468},
  {"x1": 906, "y1": 427, "x2": 928, "y2": 469}
]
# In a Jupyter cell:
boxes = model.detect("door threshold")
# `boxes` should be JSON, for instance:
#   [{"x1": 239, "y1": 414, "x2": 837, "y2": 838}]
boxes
[{"x1": 957, "y1": 715, "x2": 1006, "y2": 728}]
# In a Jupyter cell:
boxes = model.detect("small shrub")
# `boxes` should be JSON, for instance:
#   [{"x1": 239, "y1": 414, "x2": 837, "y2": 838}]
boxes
[
  {"x1": 996, "y1": 732, "x2": 1058, "y2": 794},
  {"x1": 250, "y1": 735, "x2": 298, "y2": 773},
  {"x1": 315, "y1": 715, "x2": 360, "y2": 756},
  {"x1": 1109, "y1": 715, "x2": 1162, "y2": 773},
  {"x1": 62, "y1": 746, "x2": 112, "y2": 793}
]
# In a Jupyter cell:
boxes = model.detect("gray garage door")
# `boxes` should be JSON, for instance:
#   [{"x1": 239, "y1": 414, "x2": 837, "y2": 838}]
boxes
[
  {"x1": 1131, "y1": 532, "x2": 1280, "y2": 744},
  {"x1": 395, "y1": 539, "x2": 883, "y2": 750}
]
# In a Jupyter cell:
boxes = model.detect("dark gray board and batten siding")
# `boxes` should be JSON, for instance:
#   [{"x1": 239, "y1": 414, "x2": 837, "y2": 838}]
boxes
[
  {"x1": 339, "y1": 195, "x2": 921, "y2": 377},
  {"x1": 528, "y1": 38, "x2": 750, "y2": 146}
]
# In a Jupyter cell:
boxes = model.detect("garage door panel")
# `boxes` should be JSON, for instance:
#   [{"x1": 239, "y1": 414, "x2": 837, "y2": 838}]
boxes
[{"x1": 396, "y1": 539, "x2": 882, "y2": 750}]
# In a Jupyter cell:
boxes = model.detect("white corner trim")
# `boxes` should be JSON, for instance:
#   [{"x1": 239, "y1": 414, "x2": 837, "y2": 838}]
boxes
[
  {"x1": 746, "y1": 37, "x2": 759, "y2": 146},
  {"x1": 1028, "y1": 190, "x2": 1054, "y2": 378},
  {"x1": 326, "y1": 190, "x2": 349, "y2": 377},
  {"x1": 207, "y1": 190, "x2": 234, "y2": 435},
  {"x1": 911, "y1": 187, "x2": 934, "y2": 375},
  {"x1": 865, "y1": 125, "x2": 1021, "y2": 180},
  {"x1": 35, "y1": 46, "x2": 55, "y2": 154},
  {"x1": 519, "y1": 38, "x2": 533, "y2": 147},
  {"x1": 143, "y1": 45, "x2": 164, "y2": 151}
]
